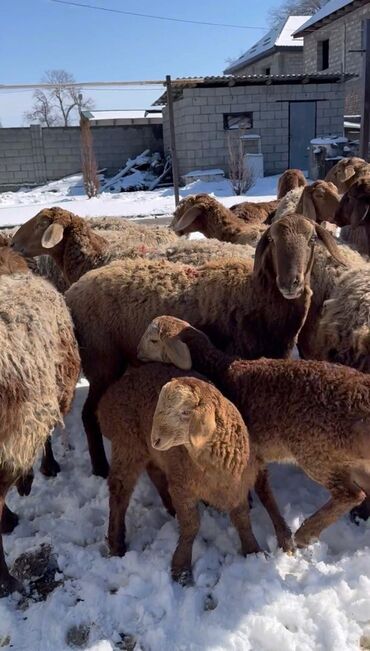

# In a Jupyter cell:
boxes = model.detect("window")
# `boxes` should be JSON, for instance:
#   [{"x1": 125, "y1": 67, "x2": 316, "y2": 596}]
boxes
[
  {"x1": 318, "y1": 39, "x2": 330, "y2": 71},
  {"x1": 265, "y1": 67, "x2": 271, "y2": 75},
  {"x1": 223, "y1": 112, "x2": 253, "y2": 130}
]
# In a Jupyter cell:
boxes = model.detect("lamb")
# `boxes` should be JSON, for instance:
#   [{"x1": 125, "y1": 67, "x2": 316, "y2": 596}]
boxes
[
  {"x1": 64, "y1": 213, "x2": 344, "y2": 477},
  {"x1": 230, "y1": 199, "x2": 279, "y2": 224},
  {"x1": 273, "y1": 180, "x2": 340, "y2": 223},
  {"x1": 331, "y1": 177, "x2": 370, "y2": 256},
  {"x1": 98, "y1": 365, "x2": 261, "y2": 585},
  {"x1": 325, "y1": 157, "x2": 370, "y2": 194},
  {"x1": 138, "y1": 315, "x2": 370, "y2": 550},
  {"x1": 277, "y1": 169, "x2": 307, "y2": 200},
  {"x1": 171, "y1": 194, "x2": 270, "y2": 246},
  {"x1": 0, "y1": 261, "x2": 80, "y2": 595},
  {"x1": 11, "y1": 207, "x2": 178, "y2": 288}
]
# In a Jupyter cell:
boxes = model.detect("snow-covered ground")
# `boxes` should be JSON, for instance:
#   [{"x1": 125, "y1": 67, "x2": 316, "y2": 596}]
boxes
[{"x1": 0, "y1": 176, "x2": 369, "y2": 651}]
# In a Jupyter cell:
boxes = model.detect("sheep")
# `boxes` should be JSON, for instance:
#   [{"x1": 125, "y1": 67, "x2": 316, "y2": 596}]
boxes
[
  {"x1": 138, "y1": 315, "x2": 370, "y2": 551},
  {"x1": 325, "y1": 157, "x2": 370, "y2": 193},
  {"x1": 331, "y1": 177, "x2": 370, "y2": 256},
  {"x1": 98, "y1": 365, "x2": 261, "y2": 585},
  {"x1": 277, "y1": 169, "x2": 307, "y2": 200},
  {"x1": 11, "y1": 207, "x2": 178, "y2": 288},
  {"x1": 230, "y1": 199, "x2": 279, "y2": 224},
  {"x1": 171, "y1": 194, "x2": 269, "y2": 246},
  {"x1": 64, "y1": 213, "x2": 344, "y2": 477},
  {"x1": 0, "y1": 264, "x2": 80, "y2": 595},
  {"x1": 273, "y1": 181, "x2": 340, "y2": 224}
]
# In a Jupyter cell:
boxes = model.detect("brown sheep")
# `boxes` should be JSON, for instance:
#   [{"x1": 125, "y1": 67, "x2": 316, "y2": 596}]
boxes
[
  {"x1": 277, "y1": 169, "x2": 307, "y2": 200},
  {"x1": 332, "y1": 177, "x2": 370, "y2": 256},
  {"x1": 171, "y1": 194, "x2": 267, "y2": 246},
  {"x1": 65, "y1": 213, "x2": 344, "y2": 477},
  {"x1": 0, "y1": 270, "x2": 80, "y2": 595},
  {"x1": 11, "y1": 207, "x2": 178, "y2": 287},
  {"x1": 138, "y1": 316, "x2": 370, "y2": 550},
  {"x1": 325, "y1": 157, "x2": 370, "y2": 194},
  {"x1": 274, "y1": 181, "x2": 340, "y2": 224},
  {"x1": 98, "y1": 365, "x2": 261, "y2": 585},
  {"x1": 230, "y1": 199, "x2": 279, "y2": 224}
]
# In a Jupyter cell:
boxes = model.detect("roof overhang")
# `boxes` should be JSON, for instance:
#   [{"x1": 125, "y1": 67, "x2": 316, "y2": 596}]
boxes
[
  {"x1": 294, "y1": 0, "x2": 365, "y2": 37},
  {"x1": 153, "y1": 73, "x2": 353, "y2": 106}
]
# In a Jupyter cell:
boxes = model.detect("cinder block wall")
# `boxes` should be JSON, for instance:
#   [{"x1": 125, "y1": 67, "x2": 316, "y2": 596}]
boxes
[
  {"x1": 163, "y1": 82, "x2": 345, "y2": 177},
  {"x1": 302, "y1": 4, "x2": 370, "y2": 112},
  {"x1": 234, "y1": 50, "x2": 304, "y2": 76},
  {"x1": 0, "y1": 124, "x2": 163, "y2": 190}
]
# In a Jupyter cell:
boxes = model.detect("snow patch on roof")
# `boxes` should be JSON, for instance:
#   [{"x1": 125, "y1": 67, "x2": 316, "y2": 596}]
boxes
[
  {"x1": 86, "y1": 109, "x2": 162, "y2": 121},
  {"x1": 224, "y1": 16, "x2": 309, "y2": 73},
  {"x1": 293, "y1": 0, "x2": 354, "y2": 34}
]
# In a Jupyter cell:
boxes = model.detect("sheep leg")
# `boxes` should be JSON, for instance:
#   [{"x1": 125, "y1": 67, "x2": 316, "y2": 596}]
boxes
[
  {"x1": 254, "y1": 469, "x2": 294, "y2": 552},
  {"x1": 1, "y1": 504, "x2": 19, "y2": 534},
  {"x1": 294, "y1": 482, "x2": 366, "y2": 549},
  {"x1": 146, "y1": 463, "x2": 176, "y2": 517},
  {"x1": 0, "y1": 484, "x2": 23, "y2": 597},
  {"x1": 170, "y1": 492, "x2": 199, "y2": 586},
  {"x1": 82, "y1": 385, "x2": 109, "y2": 478},
  {"x1": 229, "y1": 501, "x2": 261, "y2": 555},
  {"x1": 108, "y1": 468, "x2": 142, "y2": 556},
  {"x1": 40, "y1": 436, "x2": 61, "y2": 478},
  {"x1": 16, "y1": 468, "x2": 34, "y2": 497}
]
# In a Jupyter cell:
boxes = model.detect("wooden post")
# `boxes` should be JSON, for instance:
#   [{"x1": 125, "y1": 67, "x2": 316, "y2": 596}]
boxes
[
  {"x1": 360, "y1": 19, "x2": 370, "y2": 160},
  {"x1": 166, "y1": 75, "x2": 180, "y2": 206}
]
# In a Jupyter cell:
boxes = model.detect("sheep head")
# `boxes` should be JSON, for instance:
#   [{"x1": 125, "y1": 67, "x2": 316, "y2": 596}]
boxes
[
  {"x1": 334, "y1": 177, "x2": 370, "y2": 228},
  {"x1": 151, "y1": 377, "x2": 217, "y2": 453},
  {"x1": 254, "y1": 213, "x2": 345, "y2": 300},
  {"x1": 138, "y1": 316, "x2": 194, "y2": 369},
  {"x1": 277, "y1": 169, "x2": 307, "y2": 200},
  {"x1": 11, "y1": 207, "x2": 77, "y2": 257},
  {"x1": 325, "y1": 157, "x2": 368, "y2": 193},
  {"x1": 0, "y1": 236, "x2": 29, "y2": 276},
  {"x1": 170, "y1": 194, "x2": 226, "y2": 236},
  {"x1": 299, "y1": 181, "x2": 340, "y2": 224}
]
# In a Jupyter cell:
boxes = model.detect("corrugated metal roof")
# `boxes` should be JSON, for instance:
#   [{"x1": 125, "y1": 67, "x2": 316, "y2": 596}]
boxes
[
  {"x1": 293, "y1": 0, "x2": 365, "y2": 36},
  {"x1": 224, "y1": 16, "x2": 309, "y2": 74}
]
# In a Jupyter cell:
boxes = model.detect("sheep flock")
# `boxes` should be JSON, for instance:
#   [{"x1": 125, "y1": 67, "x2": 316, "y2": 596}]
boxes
[{"x1": 1, "y1": 156, "x2": 370, "y2": 620}]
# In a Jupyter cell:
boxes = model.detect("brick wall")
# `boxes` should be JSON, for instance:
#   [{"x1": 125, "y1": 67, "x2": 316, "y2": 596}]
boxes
[
  {"x1": 0, "y1": 124, "x2": 163, "y2": 190},
  {"x1": 163, "y1": 81, "x2": 345, "y2": 177},
  {"x1": 302, "y1": 4, "x2": 370, "y2": 112}
]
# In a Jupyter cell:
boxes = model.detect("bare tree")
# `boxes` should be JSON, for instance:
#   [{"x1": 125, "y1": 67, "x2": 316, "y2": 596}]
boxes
[
  {"x1": 227, "y1": 132, "x2": 255, "y2": 195},
  {"x1": 80, "y1": 116, "x2": 100, "y2": 198},
  {"x1": 268, "y1": 0, "x2": 329, "y2": 27},
  {"x1": 25, "y1": 70, "x2": 94, "y2": 127}
]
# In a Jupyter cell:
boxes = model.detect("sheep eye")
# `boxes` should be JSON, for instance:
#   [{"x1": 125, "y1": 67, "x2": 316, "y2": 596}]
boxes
[{"x1": 149, "y1": 339, "x2": 158, "y2": 344}]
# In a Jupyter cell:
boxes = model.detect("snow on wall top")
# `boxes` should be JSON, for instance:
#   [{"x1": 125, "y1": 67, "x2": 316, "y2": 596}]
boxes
[
  {"x1": 224, "y1": 16, "x2": 309, "y2": 74},
  {"x1": 293, "y1": 0, "x2": 354, "y2": 35},
  {"x1": 84, "y1": 110, "x2": 162, "y2": 121}
]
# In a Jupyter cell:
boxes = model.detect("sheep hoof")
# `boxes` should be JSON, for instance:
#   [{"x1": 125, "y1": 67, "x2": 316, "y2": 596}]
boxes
[
  {"x1": 172, "y1": 567, "x2": 194, "y2": 587},
  {"x1": 0, "y1": 574, "x2": 24, "y2": 598},
  {"x1": 1, "y1": 507, "x2": 19, "y2": 534},
  {"x1": 40, "y1": 457, "x2": 61, "y2": 478},
  {"x1": 278, "y1": 532, "x2": 295, "y2": 554},
  {"x1": 108, "y1": 542, "x2": 127, "y2": 557},
  {"x1": 92, "y1": 461, "x2": 110, "y2": 479},
  {"x1": 16, "y1": 471, "x2": 34, "y2": 496},
  {"x1": 350, "y1": 502, "x2": 370, "y2": 524}
]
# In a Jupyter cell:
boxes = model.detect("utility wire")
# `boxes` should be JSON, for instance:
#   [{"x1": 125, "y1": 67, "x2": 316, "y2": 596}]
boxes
[{"x1": 49, "y1": 0, "x2": 266, "y2": 30}]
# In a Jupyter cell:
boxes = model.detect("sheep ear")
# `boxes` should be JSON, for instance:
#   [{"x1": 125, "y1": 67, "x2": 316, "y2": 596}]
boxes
[
  {"x1": 41, "y1": 223, "x2": 64, "y2": 249},
  {"x1": 301, "y1": 188, "x2": 317, "y2": 221},
  {"x1": 164, "y1": 337, "x2": 192, "y2": 370},
  {"x1": 189, "y1": 408, "x2": 216, "y2": 449},
  {"x1": 173, "y1": 207, "x2": 202, "y2": 232},
  {"x1": 314, "y1": 222, "x2": 346, "y2": 266},
  {"x1": 343, "y1": 165, "x2": 356, "y2": 182},
  {"x1": 253, "y1": 229, "x2": 271, "y2": 274}
]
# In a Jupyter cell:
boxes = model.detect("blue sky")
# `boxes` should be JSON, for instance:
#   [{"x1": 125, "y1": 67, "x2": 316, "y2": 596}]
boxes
[{"x1": 1, "y1": 0, "x2": 279, "y2": 127}]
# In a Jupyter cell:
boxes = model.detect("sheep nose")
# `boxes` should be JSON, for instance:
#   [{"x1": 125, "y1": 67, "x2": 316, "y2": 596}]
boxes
[{"x1": 291, "y1": 277, "x2": 300, "y2": 289}]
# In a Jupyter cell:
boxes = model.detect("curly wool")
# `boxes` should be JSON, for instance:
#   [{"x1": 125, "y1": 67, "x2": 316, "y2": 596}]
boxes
[{"x1": 0, "y1": 272, "x2": 80, "y2": 474}]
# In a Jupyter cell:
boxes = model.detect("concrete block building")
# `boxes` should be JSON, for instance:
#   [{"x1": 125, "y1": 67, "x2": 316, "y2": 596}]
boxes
[
  {"x1": 224, "y1": 16, "x2": 309, "y2": 77},
  {"x1": 159, "y1": 74, "x2": 347, "y2": 177},
  {"x1": 294, "y1": 0, "x2": 370, "y2": 112}
]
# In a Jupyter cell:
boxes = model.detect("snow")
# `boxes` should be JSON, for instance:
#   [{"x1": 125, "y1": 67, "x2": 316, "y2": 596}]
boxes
[
  {"x1": 224, "y1": 16, "x2": 308, "y2": 74},
  {"x1": 1, "y1": 172, "x2": 370, "y2": 650},
  {"x1": 293, "y1": 0, "x2": 353, "y2": 36},
  {"x1": 87, "y1": 110, "x2": 162, "y2": 121}
]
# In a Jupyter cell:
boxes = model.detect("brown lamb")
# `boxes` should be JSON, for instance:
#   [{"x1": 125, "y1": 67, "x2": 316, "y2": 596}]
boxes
[
  {"x1": 65, "y1": 213, "x2": 344, "y2": 478},
  {"x1": 325, "y1": 157, "x2": 370, "y2": 194},
  {"x1": 171, "y1": 194, "x2": 267, "y2": 246},
  {"x1": 230, "y1": 199, "x2": 279, "y2": 224},
  {"x1": 98, "y1": 365, "x2": 261, "y2": 585},
  {"x1": 332, "y1": 177, "x2": 370, "y2": 256},
  {"x1": 277, "y1": 169, "x2": 307, "y2": 200},
  {"x1": 274, "y1": 181, "x2": 341, "y2": 224},
  {"x1": 138, "y1": 316, "x2": 370, "y2": 550}
]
